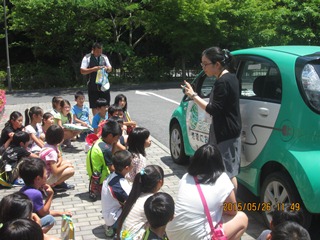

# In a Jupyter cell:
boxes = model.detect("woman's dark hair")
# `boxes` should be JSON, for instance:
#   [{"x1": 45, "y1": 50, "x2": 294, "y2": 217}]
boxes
[
  {"x1": 0, "y1": 192, "x2": 33, "y2": 223},
  {"x1": 202, "y1": 47, "x2": 236, "y2": 73},
  {"x1": 60, "y1": 99, "x2": 72, "y2": 123},
  {"x1": 127, "y1": 127, "x2": 150, "y2": 157},
  {"x1": 0, "y1": 218, "x2": 44, "y2": 240},
  {"x1": 25, "y1": 106, "x2": 43, "y2": 126},
  {"x1": 117, "y1": 165, "x2": 164, "y2": 237},
  {"x1": 188, "y1": 144, "x2": 225, "y2": 184},
  {"x1": 144, "y1": 192, "x2": 175, "y2": 228},
  {"x1": 19, "y1": 158, "x2": 46, "y2": 186},
  {"x1": 45, "y1": 125, "x2": 64, "y2": 145},
  {"x1": 114, "y1": 94, "x2": 128, "y2": 111},
  {"x1": 5, "y1": 111, "x2": 23, "y2": 128},
  {"x1": 41, "y1": 112, "x2": 53, "y2": 126}
]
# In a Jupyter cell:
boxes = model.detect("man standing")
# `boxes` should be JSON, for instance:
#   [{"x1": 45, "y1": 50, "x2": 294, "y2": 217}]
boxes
[{"x1": 80, "y1": 42, "x2": 112, "y2": 115}]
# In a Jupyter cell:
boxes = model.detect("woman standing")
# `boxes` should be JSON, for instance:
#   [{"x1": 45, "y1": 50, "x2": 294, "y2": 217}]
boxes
[{"x1": 183, "y1": 46, "x2": 241, "y2": 190}]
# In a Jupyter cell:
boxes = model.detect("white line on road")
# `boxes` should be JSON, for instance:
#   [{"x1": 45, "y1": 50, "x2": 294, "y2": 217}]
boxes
[{"x1": 135, "y1": 90, "x2": 180, "y2": 105}]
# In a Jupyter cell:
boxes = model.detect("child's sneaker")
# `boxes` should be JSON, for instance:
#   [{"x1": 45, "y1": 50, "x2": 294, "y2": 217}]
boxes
[
  {"x1": 12, "y1": 178, "x2": 25, "y2": 186},
  {"x1": 105, "y1": 226, "x2": 115, "y2": 238}
]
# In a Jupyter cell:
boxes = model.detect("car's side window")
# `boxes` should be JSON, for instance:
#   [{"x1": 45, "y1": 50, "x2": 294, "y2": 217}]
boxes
[{"x1": 239, "y1": 59, "x2": 282, "y2": 102}]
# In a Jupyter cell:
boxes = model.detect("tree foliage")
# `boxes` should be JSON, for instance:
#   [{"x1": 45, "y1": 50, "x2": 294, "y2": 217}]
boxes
[{"x1": 1, "y1": 0, "x2": 319, "y2": 89}]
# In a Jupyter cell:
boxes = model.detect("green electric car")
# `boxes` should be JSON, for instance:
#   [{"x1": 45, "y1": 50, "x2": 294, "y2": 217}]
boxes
[{"x1": 169, "y1": 46, "x2": 320, "y2": 227}]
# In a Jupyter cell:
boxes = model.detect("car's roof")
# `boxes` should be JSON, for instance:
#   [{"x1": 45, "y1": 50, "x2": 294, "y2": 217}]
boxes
[{"x1": 232, "y1": 45, "x2": 320, "y2": 57}]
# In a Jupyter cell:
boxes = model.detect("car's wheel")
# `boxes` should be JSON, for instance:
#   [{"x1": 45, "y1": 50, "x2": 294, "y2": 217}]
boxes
[
  {"x1": 260, "y1": 172, "x2": 312, "y2": 228},
  {"x1": 170, "y1": 123, "x2": 189, "y2": 164}
]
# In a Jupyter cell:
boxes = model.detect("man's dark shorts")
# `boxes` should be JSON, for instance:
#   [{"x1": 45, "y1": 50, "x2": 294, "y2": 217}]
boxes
[{"x1": 88, "y1": 89, "x2": 111, "y2": 109}]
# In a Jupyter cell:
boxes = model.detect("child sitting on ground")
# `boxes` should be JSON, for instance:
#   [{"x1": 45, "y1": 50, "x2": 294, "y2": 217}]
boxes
[
  {"x1": 39, "y1": 125, "x2": 75, "y2": 192},
  {"x1": 0, "y1": 219, "x2": 44, "y2": 240},
  {"x1": 143, "y1": 192, "x2": 175, "y2": 240},
  {"x1": 39, "y1": 112, "x2": 54, "y2": 142},
  {"x1": 50, "y1": 96, "x2": 63, "y2": 115},
  {"x1": 101, "y1": 150, "x2": 133, "y2": 237},
  {"x1": 1, "y1": 131, "x2": 38, "y2": 185},
  {"x1": 25, "y1": 106, "x2": 45, "y2": 153},
  {"x1": 72, "y1": 90, "x2": 92, "y2": 141},
  {"x1": 257, "y1": 203, "x2": 304, "y2": 240},
  {"x1": 54, "y1": 99, "x2": 81, "y2": 148},
  {"x1": 0, "y1": 111, "x2": 24, "y2": 154},
  {"x1": 114, "y1": 94, "x2": 137, "y2": 134},
  {"x1": 117, "y1": 165, "x2": 165, "y2": 239},
  {"x1": 126, "y1": 127, "x2": 152, "y2": 182},
  {"x1": 0, "y1": 192, "x2": 60, "y2": 240},
  {"x1": 86, "y1": 121, "x2": 122, "y2": 200},
  {"x1": 92, "y1": 98, "x2": 109, "y2": 134},
  {"x1": 269, "y1": 221, "x2": 310, "y2": 240},
  {"x1": 19, "y1": 157, "x2": 72, "y2": 233}
]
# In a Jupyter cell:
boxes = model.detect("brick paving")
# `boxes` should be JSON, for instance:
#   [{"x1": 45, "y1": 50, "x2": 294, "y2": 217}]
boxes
[{"x1": 0, "y1": 101, "x2": 264, "y2": 240}]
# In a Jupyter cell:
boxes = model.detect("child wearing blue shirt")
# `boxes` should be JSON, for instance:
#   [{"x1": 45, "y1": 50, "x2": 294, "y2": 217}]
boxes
[
  {"x1": 92, "y1": 98, "x2": 109, "y2": 134},
  {"x1": 72, "y1": 91, "x2": 92, "y2": 140}
]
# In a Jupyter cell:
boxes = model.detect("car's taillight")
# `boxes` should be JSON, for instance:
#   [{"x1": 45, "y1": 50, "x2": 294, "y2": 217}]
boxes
[{"x1": 301, "y1": 64, "x2": 320, "y2": 111}]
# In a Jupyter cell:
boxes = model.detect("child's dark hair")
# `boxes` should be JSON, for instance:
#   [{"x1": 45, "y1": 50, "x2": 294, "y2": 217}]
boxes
[
  {"x1": 112, "y1": 150, "x2": 133, "y2": 173},
  {"x1": 271, "y1": 203, "x2": 304, "y2": 227},
  {"x1": 188, "y1": 143, "x2": 225, "y2": 184},
  {"x1": 75, "y1": 90, "x2": 85, "y2": 100},
  {"x1": 51, "y1": 96, "x2": 63, "y2": 109},
  {"x1": 109, "y1": 116, "x2": 124, "y2": 125},
  {"x1": 144, "y1": 192, "x2": 174, "y2": 228},
  {"x1": 19, "y1": 157, "x2": 46, "y2": 186},
  {"x1": 101, "y1": 120, "x2": 122, "y2": 138},
  {"x1": 108, "y1": 104, "x2": 122, "y2": 116},
  {"x1": 96, "y1": 98, "x2": 109, "y2": 108},
  {"x1": 202, "y1": 47, "x2": 236, "y2": 73},
  {"x1": 0, "y1": 192, "x2": 33, "y2": 223},
  {"x1": 45, "y1": 125, "x2": 64, "y2": 145},
  {"x1": 60, "y1": 99, "x2": 72, "y2": 123},
  {"x1": 5, "y1": 111, "x2": 23, "y2": 128},
  {"x1": 41, "y1": 112, "x2": 53, "y2": 126},
  {"x1": 12, "y1": 131, "x2": 30, "y2": 146},
  {"x1": 271, "y1": 221, "x2": 310, "y2": 240},
  {"x1": 24, "y1": 106, "x2": 43, "y2": 126},
  {"x1": 114, "y1": 94, "x2": 128, "y2": 111},
  {"x1": 127, "y1": 127, "x2": 150, "y2": 157},
  {"x1": 117, "y1": 165, "x2": 164, "y2": 236},
  {"x1": 0, "y1": 218, "x2": 44, "y2": 240}
]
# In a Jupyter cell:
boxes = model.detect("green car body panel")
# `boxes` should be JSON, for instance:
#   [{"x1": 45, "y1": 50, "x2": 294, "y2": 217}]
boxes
[{"x1": 170, "y1": 46, "x2": 320, "y2": 214}]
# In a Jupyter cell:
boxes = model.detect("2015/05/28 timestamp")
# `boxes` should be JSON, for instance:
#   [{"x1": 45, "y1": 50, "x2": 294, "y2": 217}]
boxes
[{"x1": 223, "y1": 202, "x2": 301, "y2": 212}]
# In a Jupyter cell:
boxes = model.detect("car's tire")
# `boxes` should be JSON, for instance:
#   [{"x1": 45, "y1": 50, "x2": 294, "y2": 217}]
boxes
[
  {"x1": 260, "y1": 172, "x2": 312, "y2": 229},
  {"x1": 170, "y1": 123, "x2": 189, "y2": 164}
]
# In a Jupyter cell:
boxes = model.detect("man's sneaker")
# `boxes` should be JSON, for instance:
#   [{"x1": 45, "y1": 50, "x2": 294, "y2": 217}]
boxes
[
  {"x1": 105, "y1": 226, "x2": 115, "y2": 238},
  {"x1": 12, "y1": 178, "x2": 25, "y2": 186},
  {"x1": 54, "y1": 182, "x2": 75, "y2": 191}
]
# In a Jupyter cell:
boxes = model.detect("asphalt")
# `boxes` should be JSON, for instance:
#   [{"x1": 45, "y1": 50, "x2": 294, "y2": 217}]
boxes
[{"x1": 0, "y1": 100, "x2": 265, "y2": 240}]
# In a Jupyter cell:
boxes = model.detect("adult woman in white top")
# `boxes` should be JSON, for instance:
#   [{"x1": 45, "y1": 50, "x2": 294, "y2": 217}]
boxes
[{"x1": 166, "y1": 144, "x2": 248, "y2": 240}]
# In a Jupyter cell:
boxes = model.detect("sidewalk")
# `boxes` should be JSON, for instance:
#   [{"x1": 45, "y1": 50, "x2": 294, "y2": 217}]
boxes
[{"x1": 0, "y1": 101, "x2": 263, "y2": 240}]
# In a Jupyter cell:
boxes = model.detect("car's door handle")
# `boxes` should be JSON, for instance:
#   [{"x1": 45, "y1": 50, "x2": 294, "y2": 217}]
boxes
[{"x1": 258, "y1": 107, "x2": 269, "y2": 116}]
